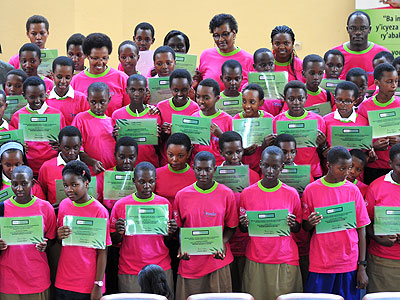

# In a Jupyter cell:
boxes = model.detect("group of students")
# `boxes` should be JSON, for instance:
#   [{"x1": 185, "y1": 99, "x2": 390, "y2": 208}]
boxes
[{"x1": 0, "y1": 9, "x2": 399, "y2": 300}]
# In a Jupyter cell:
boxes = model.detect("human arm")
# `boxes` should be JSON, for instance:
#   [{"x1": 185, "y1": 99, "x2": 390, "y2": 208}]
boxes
[
  {"x1": 80, "y1": 152, "x2": 105, "y2": 174},
  {"x1": 110, "y1": 218, "x2": 125, "y2": 245},
  {"x1": 91, "y1": 248, "x2": 107, "y2": 300},
  {"x1": 239, "y1": 214, "x2": 249, "y2": 233},
  {"x1": 288, "y1": 214, "x2": 301, "y2": 233},
  {"x1": 302, "y1": 211, "x2": 323, "y2": 232},
  {"x1": 214, "y1": 226, "x2": 236, "y2": 260},
  {"x1": 356, "y1": 227, "x2": 368, "y2": 289}
]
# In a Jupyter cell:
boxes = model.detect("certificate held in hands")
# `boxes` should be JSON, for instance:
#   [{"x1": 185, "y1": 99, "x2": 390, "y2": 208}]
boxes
[
  {"x1": 247, "y1": 72, "x2": 288, "y2": 100},
  {"x1": 4, "y1": 95, "x2": 27, "y2": 121},
  {"x1": 116, "y1": 119, "x2": 158, "y2": 145},
  {"x1": 374, "y1": 206, "x2": 400, "y2": 236},
  {"x1": 171, "y1": 114, "x2": 211, "y2": 146},
  {"x1": 148, "y1": 77, "x2": 172, "y2": 104},
  {"x1": 0, "y1": 215, "x2": 43, "y2": 245},
  {"x1": 368, "y1": 108, "x2": 400, "y2": 138},
  {"x1": 276, "y1": 119, "x2": 318, "y2": 148},
  {"x1": 316, "y1": 201, "x2": 357, "y2": 234},
  {"x1": 180, "y1": 226, "x2": 223, "y2": 255},
  {"x1": 19, "y1": 114, "x2": 60, "y2": 142},
  {"x1": 233, "y1": 118, "x2": 273, "y2": 148},
  {"x1": 247, "y1": 209, "x2": 290, "y2": 237},
  {"x1": 215, "y1": 165, "x2": 250, "y2": 193},
  {"x1": 215, "y1": 96, "x2": 242, "y2": 117},
  {"x1": 175, "y1": 54, "x2": 197, "y2": 76},
  {"x1": 330, "y1": 126, "x2": 372, "y2": 150},
  {"x1": 103, "y1": 171, "x2": 136, "y2": 200},
  {"x1": 125, "y1": 204, "x2": 169, "y2": 235},
  {"x1": 279, "y1": 165, "x2": 311, "y2": 193}
]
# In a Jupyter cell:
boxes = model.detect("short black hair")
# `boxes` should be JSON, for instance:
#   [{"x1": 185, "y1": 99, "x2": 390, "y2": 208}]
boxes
[
  {"x1": 169, "y1": 69, "x2": 192, "y2": 87},
  {"x1": 62, "y1": 160, "x2": 91, "y2": 183},
  {"x1": 373, "y1": 51, "x2": 395, "y2": 64},
  {"x1": 26, "y1": 15, "x2": 49, "y2": 32},
  {"x1": 138, "y1": 264, "x2": 173, "y2": 299},
  {"x1": 22, "y1": 76, "x2": 46, "y2": 94},
  {"x1": 198, "y1": 78, "x2": 220, "y2": 97},
  {"x1": 242, "y1": 83, "x2": 264, "y2": 100},
  {"x1": 58, "y1": 126, "x2": 82, "y2": 143},
  {"x1": 350, "y1": 149, "x2": 367, "y2": 168},
  {"x1": 327, "y1": 146, "x2": 351, "y2": 164},
  {"x1": 164, "y1": 30, "x2": 190, "y2": 52},
  {"x1": 283, "y1": 80, "x2": 307, "y2": 98},
  {"x1": 274, "y1": 133, "x2": 297, "y2": 148},
  {"x1": 66, "y1": 33, "x2": 85, "y2": 50},
  {"x1": 253, "y1": 48, "x2": 272, "y2": 62},
  {"x1": 87, "y1": 82, "x2": 109, "y2": 97},
  {"x1": 134, "y1": 22, "x2": 155, "y2": 38},
  {"x1": 323, "y1": 49, "x2": 345, "y2": 64},
  {"x1": 219, "y1": 131, "x2": 242, "y2": 150},
  {"x1": 166, "y1": 133, "x2": 192, "y2": 152},
  {"x1": 374, "y1": 63, "x2": 396, "y2": 81},
  {"x1": 82, "y1": 33, "x2": 112, "y2": 56},
  {"x1": 335, "y1": 81, "x2": 359, "y2": 100},
  {"x1": 393, "y1": 56, "x2": 400, "y2": 67},
  {"x1": 261, "y1": 146, "x2": 284, "y2": 163},
  {"x1": 153, "y1": 46, "x2": 175, "y2": 61},
  {"x1": 193, "y1": 151, "x2": 216, "y2": 166},
  {"x1": 118, "y1": 40, "x2": 139, "y2": 56},
  {"x1": 52, "y1": 56, "x2": 75, "y2": 72},
  {"x1": 209, "y1": 13, "x2": 238, "y2": 33},
  {"x1": 5, "y1": 69, "x2": 28, "y2": 86},
  {"x1": 346, "y1": 67, "x2": 368, "y2": 82},
  {"x1": 127, "y1": 74, "x2": 147, "y2": 87},
  {"x1": 12, "y1": 165, "x2": 33, "y2": 181},
  {"x1": 134, "y1": 161, "x2": 156, "y2": 178},
  {"x1": 19, "y1": 43, "x2": 41, "y2": 57},
  {"x1": 390, "y1": 143, "x2": 400, "y2": 161},
  {"x1": 303, "y1": 54, "x2": 324, "y2": 70},
  {"x1": 115, "y1": 136, "x2": 139, "y2": 155},
  {"x1": 221, "y1": 59, "x2": 242, "y2": 75},
  {"x1": 347, "y1": 11, "x2": 371, "y2": 26}
]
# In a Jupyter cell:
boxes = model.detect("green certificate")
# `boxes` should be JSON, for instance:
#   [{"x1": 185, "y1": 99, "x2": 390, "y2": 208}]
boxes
[
  {"x1": 216, "y1": 96, "x2": 242, "y2": 117},
  {"x1": 63, "y1": 215, "x2": 107, "y2": 249},
  {"x1": 116, "y1": 119, "x2": 158, "y2": 145},
  {"x1": 125, "y1": 204, "x2": 169, "y2": 235},
  {"x1": 103, "y1": 171, "x2": 136, "y2": 200},
  {"x1": 279, "y1": 165, "x2": 311, "y2": 193},
  {"x1": 171, "y1": 114, "x2": 211, "y2": 146},
  {"x1": 331, "y1": 126, "x2": 372, "y2": 150},
  {"x1": 247, "y1": 209, "x2": 290, "y2": 237},
  {"x1": 316, "y1": 201, "x2": 357, "y2": 234},
  {"x1": 175, "y1": 53, "x2": 197, "y2": 76},
  {"x1": 0, "y1": 215, "x2": 43, "y2": 245},
  {"x1": 180, "y1": 226, "x2": 223, "y2": 255},
  {"x1": 0, "y1": 129, "x2": 24, "y2": 145},
  {"x1": 214, "y1": 165, "x2": 249, "y2": 193},
  {"x1": 37, "y1": 49, "x2": 58, "y2": 77},
  {"x1": 0, "y1": 187, "x2": 14, "y2": 203},
  {"x1": 368, "y1": 108, "x2": 400, "y2": 138},
  {"x1": 233, "y1": 117, "x2": 273, "y2": 148},
  {"x1": 148, "y1": 77, "x2": 172, "y2": 104},
  {"x1": 248, "y1": 72, "x2": 288, "y2": 100},
  {"x1": 305, "y1": 102, "x2": 332, "y2": 117},
  {"x1": 320, "y1": 79, "x2": 343, "y2": 93},
  {"x1": 276, "y1": 119, "x2": 318, "y2": 148},
  {"x1": 55, "y1": 177, "x2": 97, "y2": 204},
  {"x1": 19, "y1": 114, "x2": 60, "y2": 142},
  {"x1": 5, "y1": 95, "x2": 27, "y2": 121},
  {"x1": 374, "y1": 206, "x2": 400, "y2": 236}
]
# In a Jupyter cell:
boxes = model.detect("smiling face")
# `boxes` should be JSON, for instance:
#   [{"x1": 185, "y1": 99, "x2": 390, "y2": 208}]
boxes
[
  {"x1": 115, "y1": 145, "x2": 137, "y2": 171},
  {"x1": 212, "y1": 23, "x2": 236, "y2": 53},
  {"x1": 87, "y1": 46, "x2": 109, "y2": 75},
  {"x1": 220, "y1": 140, "x2": 243, "y2": 165},
  {"x1": 26, "y1": 23, "x2": 48, "y2": 49},
  {"x1": 134, "y1": 169, "x2": 156, "y2": 199},
  {"x1": 52, "y1": 64, "x2": 73, "y2": 96},
  {"x1": 119, "y1": 44, "x2": 139, "y2": 76},
  {"x1": 272, "y1": 33, "x2": 293, "y2": 63},
  {"x1": 11, "y1": 172, "x2": 32, "y2": 200},
  {"x1": 154, "y1": 52, "x2": 175, "y2": 77},
  {"x1": 63, "y1": 173, "x2": 89, "y2": 202},
  {"x1": 221, "y1": 66, "x2": 242, "y2": 96},
  {"x1": 1, "y1": 150, "x2": 24, "y2": 179},
  {"x1": 67, "y1": 44, "x2": 85, "y2": 71},
  {"x1": 134, "y1": 29, "x2": 154, "y2": 51},
  {"x1": 325, "y1": 54, "x2": 344, "y2": 79},
  {"x1": 242, "y1": 89, "x2": 263, "y2": 117},
  {"x1": 166, "y1": 35, "x2": 187, "y2": 54},
  {"x1": 303, "y1": 61, "x2": 325, "y2": 91},
  {"x1": 171, "y1": 78, "x2": 190, "y2": 106},
  {"x1": 19, "y1": 51, "x2": 41, "y2": 77},
  {"x1": 167, "y1": 144, "x2": 191, "y2": 171},
  {"x1": 24, "y1": 84, "x2": 46, "y2": 111},
  {"x1": 5, "y1": 74, "x2": 24, "y2": 95}
]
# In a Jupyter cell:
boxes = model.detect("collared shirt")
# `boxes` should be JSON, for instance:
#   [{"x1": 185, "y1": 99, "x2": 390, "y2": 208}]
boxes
[
  {"x1": 2, "y1": 172, "x2": 11, "y2": 185},
  {"x1": 0, "y1": 119, "x2": 9, "y2": 130},
  {"x1": 384, "y1": 171, "x2": 400, "y2": 185},
  {"x1": 333, "y1": 108, "x2": 357, "y2": 123},
  {"x1": 56, "y1": 152, "x2": 80, "y2": 166},
  {"x1": 48, "y1": 87, "x2": 74, "y2": 100},
  {"x1": 25, "y1": 102, "x2": 49, "y2": 114}
]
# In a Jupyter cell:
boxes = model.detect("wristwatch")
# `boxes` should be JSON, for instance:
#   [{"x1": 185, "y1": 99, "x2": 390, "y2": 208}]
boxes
[
  {"x1": 94, "y1": 281, "x2": 104, "y2": 287},
  {"x1": 357, "y1": 260, "x2": 367, "y2": 267}
]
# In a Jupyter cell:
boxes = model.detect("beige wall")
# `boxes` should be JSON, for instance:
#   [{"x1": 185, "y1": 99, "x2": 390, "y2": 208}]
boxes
[{"x1": 0, "y1": 0, "x2": 355, "y2": 68}]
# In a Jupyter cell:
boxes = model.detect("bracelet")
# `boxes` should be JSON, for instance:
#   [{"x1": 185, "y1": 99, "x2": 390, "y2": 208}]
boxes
[{"x1": 357, "y1": 260, "x2": 367, "y2": 267}]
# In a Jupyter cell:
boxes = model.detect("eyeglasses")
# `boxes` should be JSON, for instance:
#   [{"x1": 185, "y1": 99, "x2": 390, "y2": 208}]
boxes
[
  {"x1": 335, "y1": 99, "x2": 354, "y2": 105},
  {"x1": 212, "y1": 31, "x2": 232, "y2": 40},
  {"x1": 88, "y1": 55, "x2": 109, "y2": 62},
  {"x1": 348, "y1": 26, "x2": 370, "y2": 32}
]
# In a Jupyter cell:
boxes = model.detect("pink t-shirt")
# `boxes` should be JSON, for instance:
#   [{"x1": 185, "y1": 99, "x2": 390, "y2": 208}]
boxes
[
  {"x1": 191, "y1": 110, "x2": 233, "y2": 166},
  {"x1": 72, "y1": 110, "x2": 116, "y2": 170},
  {"x1": 46, "y1": 89, "x2": 89, "y2": 126},
  {"x1": 70, "y1": 66, "x2": 129, "y2": 116},
  {"x1": 198, "y1": 47, "x2": 253, "y2": 91},
  {"x1": 38, "y1": 156, "x2": 64, "y2": 205},
  {"x1": 358, "y1": 95, "x2": 400, "y2": 169},
  {"x1": 0, "y1": 197, "x2": 56, "y2": 294},
  {"x1": 282, "y1": 88, "x2": 333, "y2": 111},
  {"x1": 273, "y1": 110, "x2": 326, "y2": 178},
  {"x1": 9, "y1": 53, "x2": 19, "y2": 69},
  {"x1": 366, "y1": 174, "x2": 400, "y2": 260},
  {"x1": 333, "y1": 42, "x2": 390, "y2": 87},
  {"x1": 1, "y1": 179, "x2": 46, "y2": 201},
  {"x1": 260, "y1": 99, "x2": 284, "y2": 117},
  {"x1": 274, "y1": 56, "x2": 304, "y2": 82},
  {"x1": 323, "y1": 110, "x2": 369, "y2": 146},
  {"x1": 302, "y1": 178, "x2": 370, "y2": 273},
  {"x1": 42, "y1": 76, "x2": 54, "y2": 95},
  {"x1": 240, "y1": 180, "x2": 301, "y2": 265},
  {"x1": 112, "y1": 105, "x2": 161, "y2": 168},
  {"x1": 173, "y1": 182, "x2": 238, "y2": 279},
  {"x1": 56, "y1": 197, "x2": 111, "y2": 294},
  {"x1": 10, "y1": 106, "x2": 66, "y2": 175},
  {"x1": 155, "y1": 164, "x2": 197, "y2": 207},
  {"x1": 110, "y1": 193, "x2": 172, "y2": 275},
  {"x1": 355, "y1": 179, "x2": 368, "y2": 199}
]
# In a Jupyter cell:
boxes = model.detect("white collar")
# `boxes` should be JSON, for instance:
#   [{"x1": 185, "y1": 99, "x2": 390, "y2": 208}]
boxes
[
  {"x1": 57, "y1": 152, "x2": 80, "y2": 166},
  {"x1": 384, "y1": 171, "x2": 400, "y2": 185},
  {"x1": 2, "y1": 172, "x2": 10, "y2": 185},
  {"x1": 0, "y1": 119, "x2": 9, "y2": 130},
  {"x1": 26, "y1": 102, "x2": 48, "y2": 114},
  {"x1": 48, "y1": 87, "x2": 74, "y2": 100},
  {"x1": 333, "y1": 108, "x2": 357, "y2": 123}
]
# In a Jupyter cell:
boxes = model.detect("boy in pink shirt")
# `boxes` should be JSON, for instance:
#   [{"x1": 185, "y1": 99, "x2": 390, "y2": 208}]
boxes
[
  {"x1": 358, "y1": 63, "x2": 400, "y2": 184},
  {"x1": 72, "y1": 82, "x2": 116, "y2": 171},
  {"x1": 324, "y1": 49, "x2": 345, "y2": 80},
  {"x1": 10, "y1": 77, "x2": 66, "y2": 176},
  {"x1": 173, "y1": 151, "x2": 238, "y2": 300},
  {"x1": 365, "y1": 143, "x2": 400, "y2": 292},
  {"x1": 191, "y1": 79, "x2": 233, "y2": 166},
  {"x1": 347, "y1": 149, "x2": 369, "y2": 198},
  {"x1": 219, "y1": 60, "x2": 243, "y2": 111},
  {"x1": 0, "y1": 165, "x2": 56, "y2": 299},
  {"x1": 47, "y1": 56, "x2": 88, "y2": 125},
  {"x1": 66, "y1": 33, "x2": 86, "y2": 75},
  {"x1": 239, "y1": 146, "x2": 302, "y2": 300},
  {"x1": 273, "y1": 81, "x2": 327, "y2": 178},
  {"x1": 302, "y1": 146, "x2": 370, "y2": 300},
  {"x1": 112, "y1": 74, "x2": 161, "y2": 168},
  {"x1": 3, "y1": 69, "x2": 28, "y2": 97},
  {"x1": 111, "y1": 162, "x2": 177, "y2": 293},
  {"x1": 70, "y1": 33, "x2": 129, "y2": 116}
]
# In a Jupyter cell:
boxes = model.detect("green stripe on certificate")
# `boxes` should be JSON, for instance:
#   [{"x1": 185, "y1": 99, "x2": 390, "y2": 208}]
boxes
[
  {"x1": 0, "y1": 187, "x2": 14, "y2": 203},
  {"x1": 320, "y1": 79, "x2": 343, "y2": 93},
  {"x1": 374, "y1": 206, "x2": 400, "y2": 235},
  {"x1": 19, "y1": 113, "x2": 60, "y2": 142},
  {"x1": 116, "y1": 118, "x2": 158, "y2": 145},
  {"x1": 37, "y1": 49, "x2": 58, "y2": 77},
  {"x1": 247, "y1": 209, "x2": 290, "y2": 237},
  {"x1": 0, "y1": 215, "x2": 43, "y2": 245},
  {"x1": 171, "y1": 114, "x2": 211, "y2": 146},
  {"x1": 331, "y1": 126, "x2": 372, "y2": 149},
  {"x1": 233, "y1": 117, "x2": 273, "y2": 148},
  {"x1": 56, "y1": 177, "x2": 97, "y2": 204},
  {"x1": 368, "y1": 107, "x2": 400, "y2": 138},
  {"x1": 316, "y1": 201, "x2": 357, "y2": 234},
  {"x1": 5, "y1": 95, "x2": 27, "y2": 121},
  {"x1": 175, "y1": 53, "x2": 197, "y2": 76},
  {"x1": 279, "y1": 165, "x2": 310, "y2": 193},
  {"x1": 180, "y1": 226, "x2": 223, "y2": 255},
  {"x1": 148, "y1": 77, "x2": 172, "y2": 104},
  {"x1": 103, "y1": 171, "x2": 136, "y2": 200},
  {"x1": 0, "y1": 129, "x2": 24, "y2": 145},
  {"x1": 215, "y1": 165, "x2": 249, "y2": 193},
  {"x1": 305, "y1": 102, "x2": 332, "y2": 117},
  {"x1": 216, "y1": 97, "x2": 242, "y2": 117},
  {"x1": 276, "y1": 119, "x2": 318, "y2": 148},
  {"x1": 248, "y1": 72, "x2": 288, "y2": 100},
  {"x1": 125, "y1": 204, "x2": 169, "y2": 235}
]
